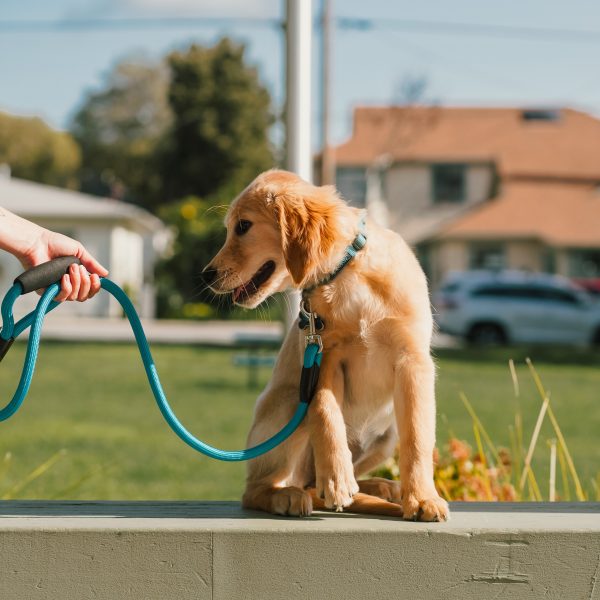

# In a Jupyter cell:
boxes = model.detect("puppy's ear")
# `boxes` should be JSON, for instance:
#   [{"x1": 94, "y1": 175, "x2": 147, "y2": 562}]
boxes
[{"x1": 270, "y1": 185, "x2": 338, "y2": 287}]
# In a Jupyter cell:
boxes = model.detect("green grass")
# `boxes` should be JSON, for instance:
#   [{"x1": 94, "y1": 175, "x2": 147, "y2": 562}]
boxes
[
  {"x1": 434, "y1": 347, "x2": 600, "y2": 499},
  {"x1": 0, "y1": 341, "x2": 597, "y2": 500}
]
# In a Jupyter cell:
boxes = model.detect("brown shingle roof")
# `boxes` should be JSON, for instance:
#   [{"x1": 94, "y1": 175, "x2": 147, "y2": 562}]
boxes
[
  {"x1": 434, "y1": 180, "x2": 600, "y2": 247},
  {"x1": 335, "y1": 106, "x2": 600, "y2": 180}
]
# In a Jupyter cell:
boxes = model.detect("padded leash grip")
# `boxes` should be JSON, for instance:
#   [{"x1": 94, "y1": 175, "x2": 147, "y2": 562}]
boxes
[{"x1": 14, "y1": 256, "x2": 81, "y2": 294}]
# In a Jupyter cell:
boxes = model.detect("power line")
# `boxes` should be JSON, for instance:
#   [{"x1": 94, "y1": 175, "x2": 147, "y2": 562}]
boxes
[
  {"x1": 0, "y1": 17, "x2": 282, "y2": 33},
  {"x1": 337, "y1": 17, "x2": 600, "y2": 44},
  {"x1": 1, "y1": 15, "x2": 600, "y2": 44}
]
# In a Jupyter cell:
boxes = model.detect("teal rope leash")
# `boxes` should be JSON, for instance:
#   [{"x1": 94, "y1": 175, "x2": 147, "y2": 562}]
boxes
[{"x1": 0, "y1": 260, "x2": 321, "y2": 462}]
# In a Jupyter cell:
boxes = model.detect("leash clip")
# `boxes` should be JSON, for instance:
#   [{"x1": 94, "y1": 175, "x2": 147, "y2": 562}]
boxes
[{"x1": 300, "y1": 300, "x2": 323, "y2": 354}]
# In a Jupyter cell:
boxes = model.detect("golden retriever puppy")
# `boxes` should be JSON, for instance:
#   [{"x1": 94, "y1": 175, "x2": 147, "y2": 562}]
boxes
[{"x1": 203, "y1": 169, "x2": 448, "y2": 521}]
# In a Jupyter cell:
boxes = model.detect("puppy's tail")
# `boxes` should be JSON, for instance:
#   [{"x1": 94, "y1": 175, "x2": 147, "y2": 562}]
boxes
[{"x1": 308, "y1": 489, "x2": 404, "y2": 518}]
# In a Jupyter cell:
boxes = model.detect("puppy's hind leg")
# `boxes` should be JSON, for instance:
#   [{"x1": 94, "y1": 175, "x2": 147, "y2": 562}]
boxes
[
  {"x1": 308, "y1": 489, "x2": 404, "y2": 518},
  {"x1": 244, "y1": 483, "x2": 313, "y2": 517}
]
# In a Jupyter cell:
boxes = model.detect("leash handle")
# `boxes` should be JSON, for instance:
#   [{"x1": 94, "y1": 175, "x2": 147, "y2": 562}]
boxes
[{"x1": 14, "y1": 256, "x2": 81, "y2": 295}]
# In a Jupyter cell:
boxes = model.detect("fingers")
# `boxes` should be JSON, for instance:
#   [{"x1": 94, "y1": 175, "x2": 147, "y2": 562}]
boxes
[
  {"x1": 77, "y1": 265, "x2": 91, "y2": 301},
  {"x1": 67, "y1": 263, "x2": 81, "y2": 301},
  {"x1": 57, "y1": 264, "x2": 99, "y2": 302},
  {"x1": 88, "y1": 273, "x2": 101, "y2": 299},
  {"x1": 54, "y1": 274, "x2": 71, "y2": 302}
]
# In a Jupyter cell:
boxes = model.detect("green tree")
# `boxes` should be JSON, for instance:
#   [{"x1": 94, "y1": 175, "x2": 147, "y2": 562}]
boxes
[
  {"x1": 70, "y1": 58, "x2": 171, "y2": 205},
  {"x1": 161, "y1": 38, "x2": 274, "y2": 201},
  {"x1": 154, "y1": 38, "x2": 276, "y2": 318},
  {"x1": 155, "y1": 195, "x2": 227, "y2": 318},
  {"x1": 0, "y1": 112, "x2": 80, "y2": 188}
]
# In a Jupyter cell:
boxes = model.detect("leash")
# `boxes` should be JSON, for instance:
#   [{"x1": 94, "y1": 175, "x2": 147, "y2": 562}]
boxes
[
  {"x1": 0, "y1": 218, "x2": 366, "y2": 462},
  {"x1": 0, "y1": 257, "x2": 317, "y2": 461}
]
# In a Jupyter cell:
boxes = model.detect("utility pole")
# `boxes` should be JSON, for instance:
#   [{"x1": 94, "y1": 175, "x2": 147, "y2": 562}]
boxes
[
  {"x1": 285, "y1": 0, "x2": 313, "y2": 182},
  {"x1": 284, "y1": 0, "x2": 312, "y2": 326},
  {"x1": 320, "y1": 0, "x2": 335, "y2": 185}
]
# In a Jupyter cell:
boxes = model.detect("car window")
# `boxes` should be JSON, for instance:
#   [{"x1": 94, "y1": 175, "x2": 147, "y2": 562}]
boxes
[
  {"x1": 537, "y1": 287, "x2": 580, "y2": 305},
  {"x1": 471, "y1": 284, "x2": 581, "y2": 305},
  {"x1": 471, "y1": 284, "x2": 534, "y2": 299}
]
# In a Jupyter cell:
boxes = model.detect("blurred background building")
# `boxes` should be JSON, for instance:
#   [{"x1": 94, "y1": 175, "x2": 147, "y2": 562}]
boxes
[
  {"x1": 333, "y1": 106, "x2": 600, "y2": 288},
  {"x1": 0, "y1": 169, "x2": 168, "y2": 318}
]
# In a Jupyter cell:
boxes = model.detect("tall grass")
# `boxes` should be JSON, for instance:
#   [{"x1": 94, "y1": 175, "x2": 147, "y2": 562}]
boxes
[{"x1": 374, "y1": 358, "x2": 598, "y2": 502}]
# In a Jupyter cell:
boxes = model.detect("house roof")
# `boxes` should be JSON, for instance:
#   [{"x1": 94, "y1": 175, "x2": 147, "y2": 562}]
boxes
[
  {"x1": 432, "y1": 180, "x2": 600, "y2": 248},
  {"x1": 335, "y1": 106, "x2": 600, "y2": 181},
  {"x1": 0, "y1": 175, "x2": 164, "y2": 233}
]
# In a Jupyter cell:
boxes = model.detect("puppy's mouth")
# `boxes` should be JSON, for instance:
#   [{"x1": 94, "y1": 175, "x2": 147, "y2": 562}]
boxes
[{"x1": 232, "y1": 260, "x2": 276, "y2": 303}]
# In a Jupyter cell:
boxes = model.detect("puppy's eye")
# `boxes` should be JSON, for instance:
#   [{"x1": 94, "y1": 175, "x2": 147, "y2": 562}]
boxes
[{"x1": 235, "y1": 220, "x2": 253, "y2": 236}]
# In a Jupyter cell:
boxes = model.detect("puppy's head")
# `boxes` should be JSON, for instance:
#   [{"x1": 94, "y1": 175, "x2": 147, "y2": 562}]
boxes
[{"x1": 202, "y1": 169, "x2": 342, "y2": 308}]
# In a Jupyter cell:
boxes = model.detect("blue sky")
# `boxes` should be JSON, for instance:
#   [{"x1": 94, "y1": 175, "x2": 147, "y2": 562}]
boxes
[{"x1": 2, "y1": 0, "x2": 600, "y2": 147}]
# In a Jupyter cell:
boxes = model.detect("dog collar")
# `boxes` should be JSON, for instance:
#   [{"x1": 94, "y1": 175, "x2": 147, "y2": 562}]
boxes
[
  {"x1": 299, "y1": 216, "x2": 367, "y2": 330},
  {"x1": 302, "y1": 216, "x2": 367, "y2": 296}
]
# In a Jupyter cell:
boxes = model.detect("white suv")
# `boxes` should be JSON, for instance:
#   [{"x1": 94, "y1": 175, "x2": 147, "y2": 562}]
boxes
[{"x1": 434, "y1": 271, "x2": 600, "y2": 346}]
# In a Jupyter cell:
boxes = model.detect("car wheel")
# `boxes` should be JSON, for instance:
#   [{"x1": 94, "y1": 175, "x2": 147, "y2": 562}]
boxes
[{"x1": 467, "y1": 323, "x2": 507, "y2": 346}]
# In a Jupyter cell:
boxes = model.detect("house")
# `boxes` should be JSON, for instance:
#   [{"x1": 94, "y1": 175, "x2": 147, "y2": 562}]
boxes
[
  {"x1": 0, "y1": 171, "x2": 169, "y2": 318},
  {"x1": 331, "y1": 106, "x2": 600, "y2": 288}
]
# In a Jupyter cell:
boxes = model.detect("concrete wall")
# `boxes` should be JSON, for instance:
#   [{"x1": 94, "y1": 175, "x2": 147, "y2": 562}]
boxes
[{"x1": 0, "y1": 501, "x2": 597, "y2": 600}]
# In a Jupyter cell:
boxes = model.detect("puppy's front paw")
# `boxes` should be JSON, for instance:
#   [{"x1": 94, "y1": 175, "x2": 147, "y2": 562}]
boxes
[
  {"x1": 401, "y1": 486, "x2": 449, "y2": 522},
  {"x1": 316, "y1": 459, "x2": 359, "y2": 511}
]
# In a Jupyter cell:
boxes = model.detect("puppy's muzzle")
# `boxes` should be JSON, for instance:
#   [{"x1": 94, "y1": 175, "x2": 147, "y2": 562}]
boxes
[{"x1": 201, "y1": 265, "x2": 218, "y2": 286}]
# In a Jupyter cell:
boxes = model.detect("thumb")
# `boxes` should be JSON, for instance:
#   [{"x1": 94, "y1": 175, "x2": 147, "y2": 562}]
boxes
[{"x1": 76, "y1": 246, "x2": 109, "y2": 277}]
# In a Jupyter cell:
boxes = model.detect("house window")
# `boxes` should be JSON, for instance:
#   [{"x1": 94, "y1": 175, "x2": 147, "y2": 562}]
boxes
[
  {"x1": 568, "y1": 249, "x2": 600, "y2": 278},
  {"x1": 336, "y1": 167, "x2": 367, "y2": 207},
  {"x1": 521, "y1": 109, "x2": 561, "y2": 122},
  {"x1": 469, "y1": 243, "x2": 505, "y2": 270},
  {"x1": 431, "y1": 164, "x2": 466, "y2": 203}
]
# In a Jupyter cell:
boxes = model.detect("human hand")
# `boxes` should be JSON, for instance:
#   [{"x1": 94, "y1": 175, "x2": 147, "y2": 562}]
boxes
[
  {"x1": 21, "y1": 229, "x2": 108, "y2": 302},
  {"x1": 0, "y1": 208, "x2": 108, "y2": 302}
]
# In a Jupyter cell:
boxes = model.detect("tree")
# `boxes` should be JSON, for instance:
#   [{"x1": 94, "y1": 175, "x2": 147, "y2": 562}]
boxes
[
  {"x1": 69, "y1": 39, "x2": 276, "y2": 318},
  {"x1": 70, "y1": 58, "x2": 171, "y2": 205},
  {"x1": 153, "y1": 39, "x2": 276, "y2": 318},
  {"x1": 161, "y1": 38, "x2": 274, "y2": 202},
  {"x1": 155, "y1": 195, "x2": 227, "y2": 318},
  {"x1": 0, "y1": 112, "x2": 80, "y2": 188}
]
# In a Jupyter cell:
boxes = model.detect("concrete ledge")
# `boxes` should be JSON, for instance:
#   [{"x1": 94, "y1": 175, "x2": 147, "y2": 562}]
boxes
[{"x1": 0, "y1": 501, "x2": 598, "y2": 599}]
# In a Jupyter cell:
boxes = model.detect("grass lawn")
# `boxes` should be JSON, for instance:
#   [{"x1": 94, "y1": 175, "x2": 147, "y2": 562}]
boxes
[{"x1": 0, "y1": 341, "x2": 597, "y2": 501}]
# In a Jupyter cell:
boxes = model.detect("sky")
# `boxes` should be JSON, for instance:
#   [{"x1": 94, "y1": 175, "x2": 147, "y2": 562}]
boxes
[{"x1": 2, "y1": 0, "x2": 600, "y2": 148}]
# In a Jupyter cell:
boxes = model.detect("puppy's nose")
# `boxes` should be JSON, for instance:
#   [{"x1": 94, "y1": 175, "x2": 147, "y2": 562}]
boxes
[{"x1": 201, "y1": 266, "x2": 218, "y2": 285}]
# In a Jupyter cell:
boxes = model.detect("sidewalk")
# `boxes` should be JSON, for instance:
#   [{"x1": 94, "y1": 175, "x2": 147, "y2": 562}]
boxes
[
  {"x1": 26, "y1": 315, "x2": 458, "y2": 348},
  {"x1": 29, "y1": 315, "x2": 284, "y2": 347}
]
